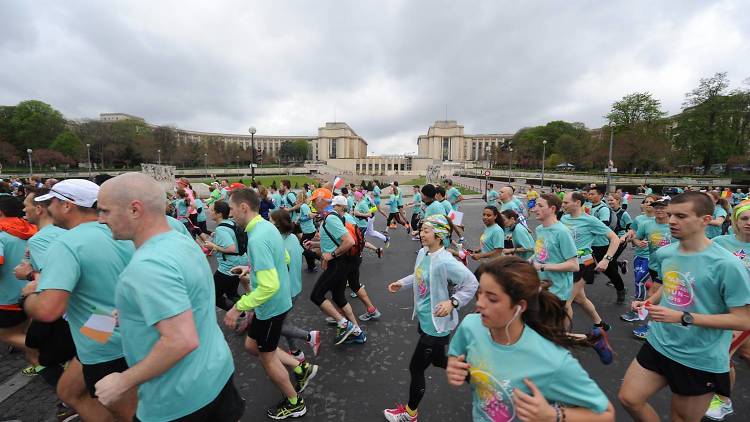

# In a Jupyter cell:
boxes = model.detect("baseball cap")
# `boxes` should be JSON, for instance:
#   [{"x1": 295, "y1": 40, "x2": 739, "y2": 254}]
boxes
[
  {"x1": 310, "y1": 188, "x2": 333, "y2": 201},
  {"x1": 228, "y1": 182, "x2": 246, "y2": 191},
  {"x1": 35, "y1": 179, "x2": 99, "y2": 208},
  {"x1": 332, "y1": 195, "x2": 348, "y2": 207}
]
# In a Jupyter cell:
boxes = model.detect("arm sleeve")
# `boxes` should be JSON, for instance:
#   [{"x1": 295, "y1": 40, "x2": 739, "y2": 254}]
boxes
[
  {"x1": 398, "y1": 274, "x2": 415, "y2": 288},
  {"x1": 591, "y1": 218, "x2": 614, "y2": 237},
  {"x1": 720, "y1": 260, "x2": 750, "y2": 308},
  {"x1": 235, "y1": 268, "x2": 280, "y2": 311}
]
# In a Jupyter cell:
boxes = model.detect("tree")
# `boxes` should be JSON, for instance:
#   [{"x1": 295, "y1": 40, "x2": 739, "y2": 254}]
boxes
[
  {"x1": 33, "y1": 149, "x2": 75, "y2": 168},
  {"x1": 9, "y1": 100, "x2": 65, "y2": 150},
  {"x1": 0, "y1": 141, "x2": 19, "y2": 167},
  {"x1": 279, "y1": 140, "x2": 310, "y2": 162},
  {"x1": 605, "y1": 92, "x2": 666, "y2": 127},
  {"x1": 50, "y1": 130, "x2": 83, "y2": 160}
]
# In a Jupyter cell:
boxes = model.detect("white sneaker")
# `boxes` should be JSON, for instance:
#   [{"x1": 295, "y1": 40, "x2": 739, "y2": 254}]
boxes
[{"x1": 705, "y1": 395, "x2": 733, "y2": 421}]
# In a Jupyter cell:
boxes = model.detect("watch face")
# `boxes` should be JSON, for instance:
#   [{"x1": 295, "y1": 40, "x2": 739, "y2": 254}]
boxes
[{"x1": 683, "y1": 313, "x2": 694, "y2": 324}]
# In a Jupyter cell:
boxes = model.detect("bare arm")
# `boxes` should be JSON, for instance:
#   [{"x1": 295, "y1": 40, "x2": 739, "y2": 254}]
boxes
[
  {"x1": 22, "y1": 288, "x2": 69, "y2": 323},
  {"x1": 534, "y1": 256, "x2": 578, "y2": 273}
]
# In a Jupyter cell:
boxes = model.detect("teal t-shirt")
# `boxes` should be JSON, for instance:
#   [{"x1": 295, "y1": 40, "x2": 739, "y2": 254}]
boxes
[
  {"x1": 281, "y1": 191, "x2": 298, "y2": 221},
  {"x1": 247, "y1": 218, "x2": 293, "y2": 320},
  {"x1": 425, "y1": 201, "x2": 447, "y2": 217},
  {"x1": 298, "y1": 203, "x2": 316, "y2": 234},
  {"x1": 282, "y1": 233, "x2": 304, "y2": 298},
  {"x1": 354, "y1": 200, "x2": 370, "y2": 229},
  {"x1": 649, "y1": 242, "x2": 750, "y2": 372},
  {"x1": 319, "y1": 213, "x2": 348, "y2": 254},
  {"x1": 612, "y1": 209, "x2": 633, "y2": 237},
  {"x1": 509, "y1": 223, "x2": 535, "y2": 261},
  {"x1": 500, "y1": 200, "x2": 523, "y2": 214},
  {"x1": 630, "y1": 215, "x2": 654, "y2": 258},
  {"x1": 706, "y1": 206, "x2": 728, "y2": 239},
  {"x1": 449, "y1": 314, "x2": 610, "y2": 421},
  {"x1": 194, "y1": 199, "x2": 207, "y2": 223},
  {"x1": 0, "y1": 232, "x2": 28, "y2": 306},
  {"x1": 447, "y1": 187, "x2": 461, "y2": 210},
  {"x1": 713, "y1": 235, "x2": 750, "y2": 274},
  {"x1": 480, "y1": 224, "x2": 504, "y2": 254},
  {"x1": 174, "y1": 199, "x2": 189, "y2": 220},
  {"x1": 486, "y1": 190, "x2": 499, "y2": 207},
  {"x1": 213, "y1": 220, "x2": 248, "y2": 275},
  {"x1": 645, "y1": 187, "x2": 653, "y2": 195},
  {"x1": 560, "y1": 214, "x2": 613, "y2": 263},
  {"x1": 272, "y1": 192, "x2": 283, "y2": 209},
  {"x1": 166, "y1": 215, "x2": 191, "y2": 237},
  {"x1": 27, "y1": 224, "x2": 66, "y2": 271},
  {"x1": 344, "y1": 213, "x2": 357, "y2": 225},
  {"x1": 533, "y1": 222, "x2": 577, "y2": 301},
  {"x1": 388, "y1": 196, "x2": 400, "y2": 214},
  {"x1": 589, "y1": 202, "x2": 612, "y2": 247},
  {"x1": 38, "y1": 222, "x2": 134, "y2": 365},
  {"x1": 636, "y1": 219, "x2": 675, "y2": 270},
  {"x1": 116, "y1": 230, "x2": 234, "y2": 422},
  {"x1": 441, "y1": 200, "x2": 453, "y2": 215},
  {"x1": 414, "y1": 254, "x2": 446, "y2": 337},
  {"x1": 411, "y1": 193, "x2": 423, "y2": 217},
  {"x1": 373, "y1": 186, "x2": 381, "y2": 198}
]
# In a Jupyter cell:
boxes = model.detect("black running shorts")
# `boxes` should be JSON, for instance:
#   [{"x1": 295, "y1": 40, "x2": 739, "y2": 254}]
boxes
[
  {"x1": 247, "y1": 311, "x2": 288, "y2": 353},
  {"x1": 81, "y1": 357, "x2": 130, "y2": 398}
]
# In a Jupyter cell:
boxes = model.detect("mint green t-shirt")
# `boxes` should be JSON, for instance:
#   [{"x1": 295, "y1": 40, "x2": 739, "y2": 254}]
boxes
[
  {"x1": 0, "y1": 232, "x2": 28, "y2": 305},
  {"x1": 298, "y1": 203, "x2": 316, "y2": 234},
  {"x1": 373, "y1": 186, "x2": 381, "y2": 199},
  {"x1": 649, "y1": 242, "x2": 750, "y2": 372},
  {"x1": 480, "y1": 224, "x2": 504, "y2": 254},
  {"x1": 194, "y1": 199, "x2": 207, "y2": 223},
  {"x1": 713, "y1": 235, "x2": 750, "y2": 274},
  {"x1": 425, "y1": 201, "x2": 446, "y2": 217},
  {"x1": 486, "y1": 190, "x2": 499, "y2": 207},
  {"x1": 612, "y1": 209, "x2": 633, "y2": 237},
  {"x1": 116, "y1": 230, "x2": 234, "y2": 422},
  {"x1": 560, "y1": 213, "x2": 613, "y2": 263},
  {"x1": 388, "y1": 196, "x2": 400, "y2": 214},
  {"x1": 38, "y1": 222, "x2": 134, "y2": 364},
  {"x1": 346, "y1": 196, "x2": 355, "y2": 211},
  {"x1": 319, "y1": 214, "x2": 348, "y2": 254},
  {"x1": 509, "y1": 223, "x2": 535, "y2": 261},
  {"x1": 630, "y1": 215, "x2": 654, "y2": 258},
  {"x1": 706, "y1": 206, "x2": 728, "y2": 239},
  {"x1": 447, "y1": 187, "x2": 461, "y2": 210},
  {"x1": 213, "y1": 220, "x2": 248, "y2": 275},
  {"x1": 414, "y1": 254, "x2": 446, "y2": 337},
  {"x1": 166, "y1": 215, "x2": 191, "y2": 237},
  {"x1": 282, "y1": 234, "x2": 304, "y2": 298},
  {"x1": 449, "y1": 314, "x2": 609, "y2": 421},
  {"x1": 247, "y1": 219, "x2": 293, "y2": 320},
  {"x1": 27, "y1": 224, "x2": 66, "y2": 271},
  {"x1": 411, "y1": 193, "x2": 423, "y2": 217},
  {"x1": 272, "y1": 192, "x2": 283, "y2": 209},
  {"x1": 636, "y1": 219, "x2": 675, "y2": 270},
  {"x1": 533, "y1": 222, "x2": 577, "y2": 301},
  {"x1": 355, "y1": 200, "x2": 370, "y2": 229},
  {"x1": 441, "y1": 200, "x2": 453, "y2": 215},
  {"x1": 500, "y1": 200, "x2": 523, "y2": 214},
  {"x1": 589, "y1": 202, "x2": 612, "y2": 247}
]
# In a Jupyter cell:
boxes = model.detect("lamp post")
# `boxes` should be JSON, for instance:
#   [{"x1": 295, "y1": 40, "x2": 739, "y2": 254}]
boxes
[
  {"x1": 248, "y1": 126, "x2": 256, "y2": 182},
  {"x1": 607, "y1": 123, "x2": 614, "y2": 192},
  {"x1": 157, "y1": 149, "x2": 161, "y2": 165},
  {"x1": 236, "y1": 155, "x2": 240, "y2": 178},
  {"x1": 508, "y1": 147, "x2": 513, "y2": 184},
  {"x1": 204, "y1": 153, "x2": 208, "y2": 178},
  {"x1": 541, "y1": 140, "x2": 547, "y2": 189},
  {"x1": 26, "y1": 149, "x2": 33, "y2": 178},
  {"x1": 86, "y1": 143, "x2": 92, "y2": 179}
]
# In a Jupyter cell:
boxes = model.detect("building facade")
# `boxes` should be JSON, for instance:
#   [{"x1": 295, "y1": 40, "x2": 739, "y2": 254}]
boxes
[{"x1": 417, "y1": 120, "x2": 512, "y2": 162}]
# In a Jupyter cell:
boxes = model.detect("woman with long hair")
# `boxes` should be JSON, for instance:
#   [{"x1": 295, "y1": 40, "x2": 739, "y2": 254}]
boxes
[
  {"x1": 500, "y1": 209, "x2": 535, "y2": 260},
  {"x1": 469, "y1": 206, "x2": 505, "y2": 262},
  {"x1": 706, "y1": 190, "x2": 731, "y2": 238},
  {"x1": 447, "y1": 256, "x2": 615, "y2": 422}
]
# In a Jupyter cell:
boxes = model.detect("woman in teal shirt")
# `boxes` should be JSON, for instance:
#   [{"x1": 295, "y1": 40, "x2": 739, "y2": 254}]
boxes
[
  {"x1": 501, "y1": 209, "x2": 535, "y2": 260},
  {"x1": 447, "y1": 257, "x2": 615, "y2": 422},
  {"x1": 706, "y1": 191, "x2": 730, "y2": 238},
  {"x1": 470, "y1": 206, "x2": 505, "y2": 262}
]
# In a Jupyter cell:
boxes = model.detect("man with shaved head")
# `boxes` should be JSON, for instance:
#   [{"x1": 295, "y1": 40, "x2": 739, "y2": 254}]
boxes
[{"x1": 95, "y1": 173, "x2": 243, "y2": 422}]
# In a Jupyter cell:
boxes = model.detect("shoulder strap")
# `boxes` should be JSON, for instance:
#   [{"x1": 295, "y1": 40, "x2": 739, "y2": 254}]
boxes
[{"x1": 321, "y1": 215, "x2": 342, "y2": 248}]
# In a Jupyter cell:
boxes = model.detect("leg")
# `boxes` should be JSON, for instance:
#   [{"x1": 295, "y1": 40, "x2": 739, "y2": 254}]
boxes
[
  {"x1": 280, "y1": 322, "x2": 309, "y2": 353},
  {"x1": 618, "y1": 359, "x2": 667, "y2": 422},
  {"x1": 57, "y1": 358, "x2": 114, "y2": 422},
  {"x1": 407, "y1": 340, "x2": 435, "y2": 411},
  {"x1": 572, "y1": 282, "x2": 604, "y2": 325},
  {"x1": 670, "y1": 393, "x2": 713, "y2": 422},
  {"x1": 258, "y1": 350, "x2": 297, "y2": 399},
  {"x1": 0, "y1": 319, "x2": 32, "y2": 352}
]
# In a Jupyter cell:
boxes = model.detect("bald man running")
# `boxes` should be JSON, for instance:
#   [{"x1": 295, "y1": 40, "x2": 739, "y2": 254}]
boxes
[{"x1": 95, "y1": 173, "x2": 243, "y2": 422}]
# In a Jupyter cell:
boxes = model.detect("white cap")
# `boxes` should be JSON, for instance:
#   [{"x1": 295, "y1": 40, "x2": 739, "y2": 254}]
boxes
[
  {"x1": 35, "y1": 179, "x2": 99, "y2": 208},
  {"x1": 331, "y1": 195, "x2": 348, "y2": 207}
]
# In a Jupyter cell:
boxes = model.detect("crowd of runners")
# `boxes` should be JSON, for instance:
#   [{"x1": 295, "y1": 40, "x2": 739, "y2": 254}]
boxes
[{"x1": 0, "y1": 172, "x2": 748, "y2": 422}]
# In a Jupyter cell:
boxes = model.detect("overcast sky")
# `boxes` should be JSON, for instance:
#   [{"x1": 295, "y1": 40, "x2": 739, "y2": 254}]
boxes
[{"x1": 2, "y1": 1, "x2": 749, "y2": 155}]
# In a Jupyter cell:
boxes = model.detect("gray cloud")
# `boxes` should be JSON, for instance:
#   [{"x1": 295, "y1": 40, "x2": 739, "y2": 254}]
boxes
[{"x1": 1, "y1": 0, "x2": 748, "y2": 154}]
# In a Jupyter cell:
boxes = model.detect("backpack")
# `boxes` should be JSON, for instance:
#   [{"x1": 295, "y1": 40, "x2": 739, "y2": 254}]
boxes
[
  {"x1": 322, "y1": 214, "x2": 364, "y2": 257},
  {"x1": 721, "y1": 217, "x2": 731, "y2": 235},
  {"x1": 217, "y1": 222, "x2": 248, "y2": 260},
  {"x1": 608, "y1": 208, "x2": 629, "y2": 233}
]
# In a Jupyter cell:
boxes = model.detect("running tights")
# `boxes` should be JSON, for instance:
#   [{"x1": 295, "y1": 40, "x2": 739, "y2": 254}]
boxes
[
  {"x1": 300, "y1": 232, "x2": 317, "y2": 270},
  {"x1": 592, "y1": 244, "x2": 626, "y2": 291},
  {"x1": 214, "y1": 270, "x2": 240, "y2": 311},
  {"x1": 310, "y1": 258, "x2": 351, "y2": 308},
  {"x1": 407, "y1": 335, "x2": 448, "y2": 410},
  {"x1": 632, "y1": 256, "x2": 650, "y2": 300}
]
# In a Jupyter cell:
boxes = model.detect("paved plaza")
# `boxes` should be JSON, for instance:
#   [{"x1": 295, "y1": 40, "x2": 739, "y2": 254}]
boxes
[{"x1": 0, "y1": 199, "x2": 747, "y2": 421}]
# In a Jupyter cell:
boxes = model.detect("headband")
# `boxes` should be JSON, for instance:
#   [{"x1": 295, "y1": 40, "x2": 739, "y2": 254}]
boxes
[
  {"x1": 422, "y1": 214, "x2": 450, "y2": 239},
  {"x1": 733, "y1": 199, "x2": 750, "y2": 222}
]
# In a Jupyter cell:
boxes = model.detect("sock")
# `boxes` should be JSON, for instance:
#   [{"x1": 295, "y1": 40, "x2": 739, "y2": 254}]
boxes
[
  {"x1": 406, "y1": 405, "x2": 417, "y2": 417},
  {"x1": 337, "y1": 318, "x2": 348, "y2": 328},
  {"x1": 288, "y1": 396, "x2": 298, "y2": 405},
  {"x1": 594, "y1": 321, "x2": 605, "y2": 327},
  {"x1": 367, "y1": 306, "x2": 376, "y2": 314},
  {"x1": 293, "y1": 365, "x2": 303, "y2": 375},
  {"x1": 352, "y1": 324, "x2": 362, "y2": 335}
]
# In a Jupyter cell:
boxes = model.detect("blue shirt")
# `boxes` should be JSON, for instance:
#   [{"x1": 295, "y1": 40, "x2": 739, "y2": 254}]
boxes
[
  {"x1": 194, "y1": 199, "x2": 207, "y2": 223},
  {"x1": 298, "y1": 203, "x2": 316, "y2": 234},
  {"x1": 282, "y1": 233, "x2": 303, "y2": 298},
  {"x1": 166, "y1": 215, "x2": 191, "y2": 237},
  {"x1": 560, "y1": 213, "x2": 613, "y2": 263},
  {"x1": 440, "y1": 200, "x2": 453, "y2": 215},
  {"x1": 480, "y1": 224, "x2": 504, "y2": 254},
  {"x1": 486, "y1": 190, "x2": 499, "y2": 207},
  {"x1": 246, "y1": 218, "x2": 293, "y2": 319},
  {"x1": 425, "y1": 201, "x2": 447, "y2": 217},
  {"x1": 0, "y1": 232, "x2": 28, "y2": 305},
  {"x1": 589, "y1": 202, "x2": 612, "y2": 247},
  {"x1": 508, "y1": 223, "x2": 535, "y2": 261},
  {"x1": 713, "y1": 235, "x2": 750, "y2": 274},
  {"x1": 533, "y1": 222, "x2": 577, "y2": 301},
  {"x1": 636, "y1": 219, "x2": 675, "y2": 270},
  {"x1": 319, "y1": 213, "x2": 348, "y2": 254},
  {"x1": 631, "y1": 215, "x2": 654, "y2": 259},
  {"x1": 411, "y1": 192, "x2": 423, "y2": 216},
  {"x1": 706, "y1": 206, "x2": 728, "y2": 239},
  {"x1": 213, "y1": 219, "x2": 248, "y2": 275},
  {"x1": 116, "y1": 230, "x2": 233, "y2": 421},
  {"x1": 27, "y1": 224, "x2": 66, "y2": 271},
  {"x1": 354, "y1": 200, "x2": 371, "y2": 229},
  {"x1": 446, "y1": 187, "x2": 461, "y2": 210},
  {"x1": 449, "y1": 314, "x2": 609, "y2": 421}
]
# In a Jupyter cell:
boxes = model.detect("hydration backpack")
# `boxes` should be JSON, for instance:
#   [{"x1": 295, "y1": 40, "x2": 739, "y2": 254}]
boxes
[
  {"x1": 322, "y1": 214, "x2": 364, "y2": 257},
  {"x1": 217, "y1": 222, "x2": 248, "y2": 260}
]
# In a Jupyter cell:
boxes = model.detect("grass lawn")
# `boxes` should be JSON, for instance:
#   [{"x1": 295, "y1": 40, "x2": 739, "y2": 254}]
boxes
[
  {"x1": 402, "y1": 176, "x2": 426, "y2": 185},
  {"x1": 456, "y1": 186, "x2": 480, "y2": 195}
]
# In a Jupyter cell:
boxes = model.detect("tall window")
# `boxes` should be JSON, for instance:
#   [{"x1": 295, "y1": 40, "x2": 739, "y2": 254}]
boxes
[
  {"x1": 330, "y1": 138, "x2": 337, "y2": 158},
  {"x1": 442, "y1": 137, "x2": 450, "y2": 161}
]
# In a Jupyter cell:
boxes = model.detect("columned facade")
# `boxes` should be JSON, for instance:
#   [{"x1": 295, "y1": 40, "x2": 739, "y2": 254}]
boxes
[{"x1": 417, "y1": 120, "x2": 511, "y2": 162}]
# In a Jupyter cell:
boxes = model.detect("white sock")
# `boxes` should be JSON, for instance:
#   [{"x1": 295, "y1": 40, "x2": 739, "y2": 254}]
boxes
[
  {"x1": 352, "y1": 325, "x2": 362, "y2": 335},
  {"x1": 337, "y1": 318, "x2": 348, "y2": 327}
]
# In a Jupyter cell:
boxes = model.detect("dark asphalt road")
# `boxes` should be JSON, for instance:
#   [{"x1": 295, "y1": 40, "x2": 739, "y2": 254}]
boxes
[{"x1": 1, "y1": 199, "x2": 747, "y2": 421}]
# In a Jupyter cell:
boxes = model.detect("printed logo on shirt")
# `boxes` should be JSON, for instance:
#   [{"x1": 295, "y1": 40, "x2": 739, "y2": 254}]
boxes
[
  {"x1": 732, "y1": 249, "x2": 749, "y2": 271},
  {"x1": 649, "y1": 231, "x2": 672, "y2": 249},
  {"x1": 470, "y1": 368, "x2": 516, "y2": 422},
  {"x1": 415, "y1": 266, "x2": 428, "y2": 297},
  {"x1": 534, "y1": 238, "x2": 548, "y2": 263},
  {"x1": 662, "y1": 270, "x2": 695, "y2": 307}
]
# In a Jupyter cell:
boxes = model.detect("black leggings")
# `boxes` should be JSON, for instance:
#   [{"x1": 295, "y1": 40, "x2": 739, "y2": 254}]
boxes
[
  {"x1": 300, "y1": 232, "x2": 317, "y2": 270},
  {"x1": 387, "y1": 212, "x2": 406, "y2": 227},
  {"x1": 592, "y1": 243, "x2": 627, "y2": 291},
  {"x1": 214, "y1": 270, "x2": 240, "y2": 311},
  {"x1": 408, "y1": 327, "x2": 449, "y2": 410},
  {"x1": 347, "y1": 256, "x2": 362, "y2": 293},
  {"x1": 310, "y1": 257, "x2": 352, "y2": 308}
]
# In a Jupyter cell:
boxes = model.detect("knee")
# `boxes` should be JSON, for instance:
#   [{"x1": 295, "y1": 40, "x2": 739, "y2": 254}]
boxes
[{"x1": 617, "y1": 387, "x2": 641, "y2": 411}]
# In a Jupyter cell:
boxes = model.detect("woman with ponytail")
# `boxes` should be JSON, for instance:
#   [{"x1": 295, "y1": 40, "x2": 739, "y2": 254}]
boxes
[
  {"x1": 706, "y1": 190, "x2": 731, "y2": 238},
  {"x1": 446, "y1": 256, "x2": 615, "y2": 422}
]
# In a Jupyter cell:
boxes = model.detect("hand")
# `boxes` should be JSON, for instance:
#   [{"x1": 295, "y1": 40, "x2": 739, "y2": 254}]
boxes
[
  {"x1": 302, "y1": 240, "x2": 312, "y2": 249},
  {"x1": 434, "y1": 300, "x2": 453, "y2": 317},
  {"x1": 631, "y1": 300, "x2": 647, "y2": 312},
  {"x1": 646, "y1": 304, "x2": 682, "y2": 323},
  {"x1": 512, "y1": 378, "x2": 557, "y2": 422},
  {"x1": 595, "y1": 259, "x2": 609, "y2": 272},
  {"x1": 633, "y1": 239, "x2": 648, "y2": 248},
  {"x1": 446, "y1": 355, "x2": 471, "y2": 386},
  {"x1": 321, "y1": 258, "x2": 328, "y2": 270},
  {"x1": 95, "y1": 372, "x2": 132, "y2": 407},
  {"x1": 21, "y1": 279, "x2": 39, "y2": 297},
  {"x1": 230, "y1": 266, "x2": 249, "y2": 278},
  {"x1": 387, "y1": 282, "x2": 402, "y2": 293},
  {"x1": 532, "y1": 261, "x2": 543, "y2": 271},
  {"x1": 14, "y1": 261, "x2": 33, "y2": 281},
  {"x1": 204, "y1": 241, "x2": 216, "y2": 250},
  {"x1": 224, "y1": 305, "x2": 242, "y2": 329},
  {"x1": 322, "y1": 252, "x2": 334, "y2": 262},
  {"x1": 469, "y1": 253, "x2": 479, "y2": 261}
]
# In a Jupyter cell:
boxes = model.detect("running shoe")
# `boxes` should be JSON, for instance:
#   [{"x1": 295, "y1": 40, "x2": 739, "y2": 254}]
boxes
[
  {"x1": 21, "y1": 364, "x2": 44, "y2": 376},
  {"x1": 383, "y1": 404, "x2": 417, "y2": 422},
  {"x1": 56, "y1": 402, "x2": 79, "y2": 422},
  {"x1": 632, "y1": 324, "x2": 649, "y2": 340},
  {"x1": 325, "y1": 316, "x2": 337, "y2": 325},
  {"x1": 359, "y1": 308, "x2": 381, "y2": 321},
  {"x1": 267, "y1": 396, "x2": 307, "y2": 420},
  {"x1": 618, "y1": 260, "x2": 628, "y2": 274},
  {"x1": 294, "y1": 363, "x2": 319, "y2": 393},
  {"x1": 344, "y1": 330, "x2": 367, "y2": 344},
  {"x1": 384, "y1": 234, "x2": 391, "y2": 248},
  {"x1": 307, "y1": 330, "x2": 321, "y2": 356},
  {"x1": 705, "y1": 395, "x2": 733, "y2": 421},
  {"x1": 290, "y1": 350, "x2": 306, "y2": 364},
  {"x1": 620, "y1": 310, "x2": 639, "y2": 322},
  {"x1": 376, "y1": 247, "x2": 384, "y2": 259},
  {"x1": 591, "y1": 327, "x2": 613, "y2": 365},
  {"x1": 334, "y1": 321, "x2": 356, "y2": 345}
]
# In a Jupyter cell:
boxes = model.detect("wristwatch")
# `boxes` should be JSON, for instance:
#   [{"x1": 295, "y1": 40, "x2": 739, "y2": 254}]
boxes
[
  {"x1": 450, "y1": 297, "x2": 459, "y2": 309},
  {"x1": 604, "y1": 255, "x2": 614, "y2": 261},
  {"x1": 540, "y1": 265, "x2": 545, "y2": 272},
  {"x1": 681, "y1": 312, "x2": 694, "y2": 327}
]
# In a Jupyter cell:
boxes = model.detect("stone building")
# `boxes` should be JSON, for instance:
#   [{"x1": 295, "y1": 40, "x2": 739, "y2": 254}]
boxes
[{"x1": 417, "y1": 120, "x2": 512, "y2": 162}]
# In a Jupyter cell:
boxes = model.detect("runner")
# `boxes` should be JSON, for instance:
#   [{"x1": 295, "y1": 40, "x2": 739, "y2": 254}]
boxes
[
  {"x1": 486, "y1": 183, "x2": 499, "y2": 208},
  {"x1": 444, "y1": 179, "x2": 464, "y2": 211},
  {"x1": 469, "y1": 206, "x2": 505, "y2": 262},
  {"x1": 406, "y1": 185, "x2": 423, "y2": 241},
  {"x1": 279, "y1": 180, "x2": 300, "y2": 223},
  {"x1": 587, "y1": 186, "x2": 627, "y2": 303},
  {"x1": 297, "y1": 191, "x2": 320, "y2": 272},
  {"x1": 607, "y1": 192, "x2": 634, "y2": 295},
  {"x1": 386, "y1": 183, "x2": 408, "y2": 231},
  {"x1": 706, "y1": 190, "x2": 730, "y2": 239},
  {"x1": 21, "y1": 179, "x2": 137, "y2": 421},
  {"x1": 618, "y1": 191, "x2": 750, "y2": 422},
  {"x1": 526, "y1": 184, "x2": 539, "y2": 210},
  {"x1": 446, "y1": 256, "x2": 615, "y2": 422},
  {"x1": 422, "y1": 184, "x2": 446, "y2": 218},
  {"x1": 203, "y1": 200, "x2": 247, "y2": 311},
  {"x1": 435, "y1": 186, "x2": 453, "y2": 216},
  {"x1": 499, "y1": 186, "x2": 523, "y2": 214},
  {"x1": 340, "y1": 204, "x2": 382, "y2": 326},
  {"x1": 351, "y1": 190, "x2": 385, "y2": 258},
  {"x1": 94, "y1": 173, "x2": 244, "y2": 422},
  {"x1": 383, "y1": 214, "x2": 478, "y2": 422},
  {"x1": 223, "y1": 188, "x2": 315, "y2": 419},
  {"x1": 500, "y1": 209, "x2": 535, "y2": 260},
  {"x1": 620, "y1": 195, "x2": 658, "y2": 322}
]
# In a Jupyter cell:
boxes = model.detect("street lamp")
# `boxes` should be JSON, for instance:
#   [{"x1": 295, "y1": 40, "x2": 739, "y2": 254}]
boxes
[
  {"x1": 235, "y1": 155, "x2": 240, "y2": 178},
  {"x1": 204, "y1": 153, "x2": 208, "y2": 178},
  {"x1": 607, "y1": 123, "x2": 614, "y2": 192},
  {"x1": 485, "y1": 145, "x2": 491, "y2": 197},
  {"x1": 508, "y1": 147, "x2": 513, "y2": 184},
  {"x1": 26, "y1": 149, "x2": 32, "y2": 177},
  {"x1": 248, "y1": 126, "x2": 256, "y2": 182},
  {"x1": 541, "y1": 140, "x2": 547, "y2": 189},
  {"x1": 157, "y1": 149, "x2": 161, "y2": 165},
  {"x1": 86, "y1": 143, "x2": 92, "y2": 179}
]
